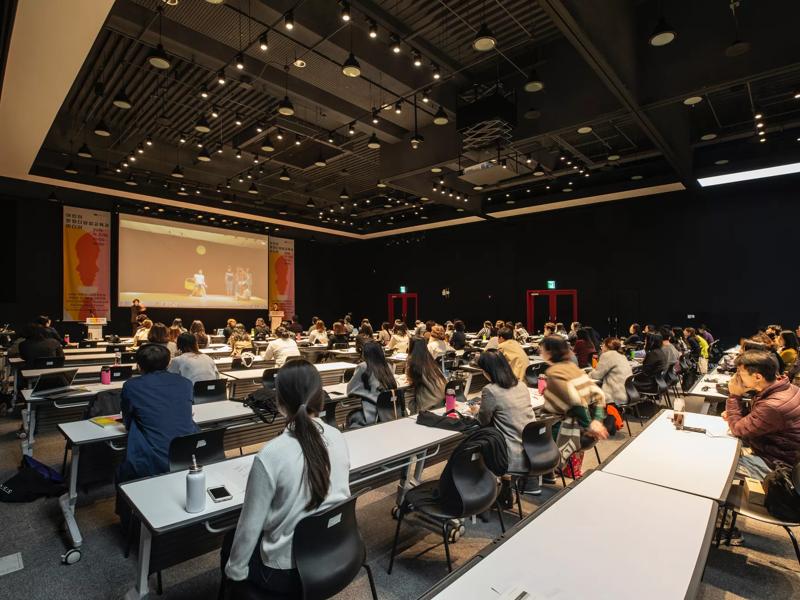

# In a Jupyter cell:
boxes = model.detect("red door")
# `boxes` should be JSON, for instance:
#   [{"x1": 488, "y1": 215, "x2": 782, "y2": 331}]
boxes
[
  {"x1": 387, "y1": 293, "x2": 418, "y2": 325},
  {"x1": 526, "y1": 289, "x2": 578, "y2": 334}
]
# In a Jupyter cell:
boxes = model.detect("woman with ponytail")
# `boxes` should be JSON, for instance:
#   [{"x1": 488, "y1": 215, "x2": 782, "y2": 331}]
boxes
[{"x1": 223, "y1": 360, "x2": 350, "y2": 597}]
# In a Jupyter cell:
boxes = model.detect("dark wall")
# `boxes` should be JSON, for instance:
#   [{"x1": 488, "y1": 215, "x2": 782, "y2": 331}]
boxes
[{"x1": 1, "y1": 175, "x2": 798, "y2": 344}]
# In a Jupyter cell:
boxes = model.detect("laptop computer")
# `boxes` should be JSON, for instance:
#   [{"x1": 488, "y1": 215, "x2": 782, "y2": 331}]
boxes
[{"x1": 30, "y1": 369, "x2": 90, "y2": 399}]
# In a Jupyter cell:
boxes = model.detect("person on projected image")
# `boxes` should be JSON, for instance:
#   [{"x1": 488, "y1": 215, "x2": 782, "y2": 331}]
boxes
[
  {"x1": 225, "y1": 265, "x2": 235, "y2": 297},
  {"x1": 235, "y1": 267, "x2": 252, "y2": 302},
  {"x1": 191, "y1": 269, "x2": 207, "y2": 297}
]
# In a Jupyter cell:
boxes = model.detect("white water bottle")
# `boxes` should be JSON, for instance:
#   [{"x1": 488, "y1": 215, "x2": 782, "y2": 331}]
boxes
[{"x1": 186, "y1": 455, "x2": 206, "y2": 514}]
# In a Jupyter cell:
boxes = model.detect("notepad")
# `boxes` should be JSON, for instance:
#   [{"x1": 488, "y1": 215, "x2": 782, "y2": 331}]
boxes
[{"x1": 90, "y1": 415, "x2": 123, "y2": 428}]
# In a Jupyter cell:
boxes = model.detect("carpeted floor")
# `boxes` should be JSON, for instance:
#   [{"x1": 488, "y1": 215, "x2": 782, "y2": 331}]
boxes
[{"x1": 0, "y1": 402, "x2": 798, "y2": 599}]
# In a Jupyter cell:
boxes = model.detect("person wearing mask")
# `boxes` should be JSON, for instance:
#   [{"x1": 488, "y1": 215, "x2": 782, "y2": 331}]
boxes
[
  {"x1": 223, "y1": 318, "x2": 237, "y2": 341},
  {"x1": 513, "y1": 322, "x2": 530, "y2": 343},
  {"x1": 168, "y1": 333, "x2": 220, "y2": 384},
  {"x1": 130, "y1": 299, "x2": 146, "y2": 335},
  {"x1": 427, "y1": 324, "x2": 453, "y2": 359},
  {"x1": 777, "y1": 331, "x2": 799, "y2": 372},
  {"x1": 327, "y1": 322, "x2": 350, "y2": 349},
  {"x1": 626, "y1": 323, "x2": 643, "y2": 345},
  {"x1": 171, "y1": 318, "x2": 187, "y2": 334},
  {"x1": 541, "y1": 336, "x2": 608, "y2": 478},
  {"x1": 19, "y1": 324, "x2": 64, "y2": 364},
  {"x1": 222, "y1": 361, "x2": 350, "y2": 595},
  {"x1": 470, "y1": 350, "x2": 535, "y2": 505},
  {"x1": 133, "y1": 319, "x2": 153, "y2": 347},
  {"x1": 287, "y1": 315, "x2": 304, "y2": 335},
  {"x1": 378, "y1": 322, "x2": 392, "y2": 346},
  {"x1": 698, "y1": 324, "x2": 715, "y2": 345},
  {"x1": 568, "y1": 322, "x2": 581, "y2": 344},
  {"x1": 308, "y1": 320, "x2": 329, "y2": 346},
  {"x1": 387, "y1": 323, "x2": 411, "y2": 353},
  {"x1": 355, "y1": 323, "x2": 374, "y2": 355},
  {"x1": 253, "y1": 317, "x2": 269, "y2": 341},
  {"x1": 406, "y1": 337, "x2": 447, "y2": 413},
  {"x1": 497, "y1": 327, "x2": 528, "y2": 382},
  {"x1": 346, "y1": 341, "x2": 398, "y2": 425},
  {"x1": 477, "y1": 320, "x2": 493, "y2": 340},
  {"x1": 450, "y1": 320, "x2": 467, "y2": 350},
  {"x1": 35, "y1": 315, "x2": 63, "y2": 345},
  {"x1": 263, "y1": 327, "x2": 301, "y2": 367},
  {"x1": 572, "y1": 328, "x2": 596, "y2": 369},
  {"x1": 148, "y1": 322, "x2": 178, "y2": 357},
  {"x1": 117, "y1": 344, "x2": 196, "y2": 482},
  {"x1": 589, "y1": 338, "x2": 633, "y2": 407},
  {"x1": 189, "y1": 320, "x2": 209, "y2": 349}
]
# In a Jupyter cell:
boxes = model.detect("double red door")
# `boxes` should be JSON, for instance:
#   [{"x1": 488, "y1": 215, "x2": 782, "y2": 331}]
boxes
[
  {"x1": 387, "y1": 293, "x2": 418, "y2": 325},
  {"x1": 526, "y1": 289, "x2": 578, "y2": 334}
]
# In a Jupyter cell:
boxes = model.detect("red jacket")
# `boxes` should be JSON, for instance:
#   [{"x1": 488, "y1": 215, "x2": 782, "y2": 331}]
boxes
[{"x1": 726, "y1": 377, "x2": 800, "y2": 467}]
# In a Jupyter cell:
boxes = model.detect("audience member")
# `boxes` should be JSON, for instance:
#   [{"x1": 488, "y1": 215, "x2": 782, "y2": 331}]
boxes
[
  {"x1": 387, "y1": 322, "x2": 411, "y2": 353},
  {"x1": 190, "y1": 320, "x2": 209, "y2": 348},
  {"x1": 427, "y1": 324, "x2": 453, "y2": 359},
  {"x1": 148, "y1": 322, "x2": 178, "y2": 357},
  {"x1": 168, "y1": 333, "x2": 219, "y2": 384},
  {"x1": 263, "y1": 327, "x2": 300, "y2": 367},
  {"x1": 346, "y1": 341, "x2": 398, "y2": 426},
  {"x1": 308, "y1": 320, "x2": 329, "y2": 345},
  {"x1": 20, "y1": 323, "x2": 64, "y2": 364},
  {"x1": 355, "y1": 323, "x2": 374, "y2": 355},
  {"x1": 378, "y1": 322, "x2": 392, "y2": 346},
  {"x1": 287, "y1": 315, "x2": 304, "y2": 335},
  {"x1": 228, "y1": 323, "x2": 253, "y2": 355},
  {"x1": 133, "y1": 319, "x2": 153, "y2": 346},
  {"x1": 327, "y1": 322, "x2": 350, "y2": 349},
  {"x1": 450, "y1": 320, "x2": 467, "y2": 350},
  {"x1": 589, "y1": 337, "x2": 633, "y2": 406},
  {"x1": 497, "y1": 327, "x2": 528, "y2": 382},
  {"x1": 406, "y1": 337, "x2": 446, "y2": 413},
  {"x1": 572, "y1": 328, "x2": 596, "y2": 368}
]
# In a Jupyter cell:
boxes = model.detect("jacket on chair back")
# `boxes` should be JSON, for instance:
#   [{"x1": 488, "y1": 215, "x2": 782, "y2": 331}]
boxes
[{"x1": 726, "y1": 376, "x2": 800, "y2": 467}]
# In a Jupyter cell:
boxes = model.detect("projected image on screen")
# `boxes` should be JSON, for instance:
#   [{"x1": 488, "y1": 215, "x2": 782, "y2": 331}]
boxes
[{"x1": 118, "y1": 214, "x2": 269, "y2": 309}]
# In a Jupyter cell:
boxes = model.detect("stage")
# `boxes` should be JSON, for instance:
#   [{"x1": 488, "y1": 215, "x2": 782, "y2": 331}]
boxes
[{"x1": 119, "y1": 292, "x2": 269, "y2": 309}]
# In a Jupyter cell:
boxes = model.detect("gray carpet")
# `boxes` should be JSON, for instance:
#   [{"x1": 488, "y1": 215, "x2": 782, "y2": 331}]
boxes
[{"x1": 1, "y1": 404, "x2": 798, "y2": 599}]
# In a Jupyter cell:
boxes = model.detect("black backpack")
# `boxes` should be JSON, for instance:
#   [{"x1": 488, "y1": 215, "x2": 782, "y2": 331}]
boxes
[
  {"x1": 0, "y1": 456, "x2": 66, "y2": 503},
  {"x1": 763, "y1": 461, "x2": 800, "y2": 522}
]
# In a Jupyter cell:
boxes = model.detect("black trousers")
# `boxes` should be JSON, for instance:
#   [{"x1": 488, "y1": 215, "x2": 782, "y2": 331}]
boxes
[{"x1": 220, "y1": 530, "x2": 303, "y2": 599}]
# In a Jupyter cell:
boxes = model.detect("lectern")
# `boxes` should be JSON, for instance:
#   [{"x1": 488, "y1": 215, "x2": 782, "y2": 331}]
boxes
[
  {"x1": 84, "y1": 317, "x2": 107, "y2": 340},
  {"x1": 269, "y1": 310, "x2": 285, "y2": 331}
]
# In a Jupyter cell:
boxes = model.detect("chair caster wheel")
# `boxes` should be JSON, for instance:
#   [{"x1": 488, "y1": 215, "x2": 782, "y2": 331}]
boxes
[
  {"x1": 446, "y1": 524, "x2": 461, "y2": 543},
  {"x1": 391, "y1": 506, "x2": 400, "y2": 520},
  {"x1": 61, "y1": 549, "x2": 81, "y2": 565},
  {"x1": 17, "y1": 431, "x2": 27, "y2": 440}
]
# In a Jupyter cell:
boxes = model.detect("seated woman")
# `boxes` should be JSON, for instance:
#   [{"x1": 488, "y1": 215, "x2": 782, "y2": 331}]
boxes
[
  {"x1": 469, "y1": 350, "x2": 535, "y2": 506},
  {"x1": 263, "y1": 327, "x2": 301, "y2": 367},
  {"x1": 450, "y1": 320, "x2": 467, "y2": 350},
  {"x1": 148, "y1": 322, "x2": 178, "y2": 357},
  {"x1": 222, "y1": 360, "x2": 350, "y2": 597},
  {"x1": 171, "y1": 318, "x2": 187, "y2": 333},
  {"x1": 778, "y1": 330, "x2": 799, "y2": 372},
  {"x1": 405, "y1": 337, "x2": 447, "y2": 413},
  {"x1": 541, "y1": 336, "x2": 608, "y2": 478},
  {"x1": 513, "y1": 322, "x2": 530, "y2": 343},
  {"x1": 133, "y1": 319, "x2": 153, "y2": 347},
  {"x1": 378, "y1": 321, "x2": 392, "y2": 346},
  {"x1": 386, "y1": 322, "x2": 411, "y2": 353},
  {"x1": 326, "y1": 321, "x2": 350, "y2": 349},
  {"x1": 572, "y1": 328, "x2": 596, "y2": 369},
  {"x1": 355, "y1": 323, "x2": 374, "y2": 355},
  {"x1": 228, "y1": 323, "x2": 254, "y2": 355},
  {"x1": 168, "y1": 333, "x2": 219, "y2": 384},
  {"x1": 346, "y1": 341, "x2": 398, "y2": 426},
  {"x1": 427, "y1": 324, "x2": 453, "y2": 359},
  {"x1": 223, "y1": 318, "x2": 237, "y2": 341},
  {"x1": 637, "y1": 333, "x2": 667, "y2": 393},
  {"x1": 189, "y1": 320, "x2": 209, "y2": 349},
  {"x1": 168, "y1": 324, "x2": 181, "y2": 348},
  {"x1": 477, "y1": 320, "x2": 493, "y2": 340},
  {"x1": 117, "y1": 344, "x2": 196, "y2": 482},
  {"x1": 19, "y1": 323, "x2": 64, "y2": 364},
  {"x1": 589, "y1": 337, "x2": 633, "y2": 406},
  {"x1": 253, "y1": 317, "x2": 270, "y2": 341},
  {"x1": 307, "y1": 320, "x2": 329, "y2": 345}
]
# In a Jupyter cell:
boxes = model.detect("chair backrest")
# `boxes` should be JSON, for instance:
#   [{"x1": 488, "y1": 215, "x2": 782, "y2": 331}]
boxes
[
  {"x1": 521, "y1": 419, "x2": 561, "y2": 476},
  {"x1": 342, "y1": 368, "x2": 356, "y2": 383},
  {"x1": 168, "y1": 427, "x2": 227, "y2": 472},
  {"x1": 449, "y1": 378, "x2": 468, "y2": 404},
  {"x1": 78, "y1": 340, "x2": 98, "y2": 348},
  {"x1": 624, "y1": 375, "x2": 642, "y2": 405},
  {"x1": 332, "y1": 342, "x2": 349, "y2": 350},
  {"x1": 438, "y1": 443, "x2": 499, "y2": 517},
  {"x1": 285, "y1": 354, "x2": 304, "y2": 364},
  {"x1": 105, "y1": 344, "x2": 127, "y2": 353},
  {"x1": 192, "y1": 379, "x2": 227, "y2": 404},
  {"x1": 261, "y1": 367, "x2": 279, "y2": 390},
  {"x1": 120, "y1": 351, "x2": 137, "y2": 364},
  {"x1": 524, "y1": 362, "x2": 547, "y2": 387},
  {"x1": 663, "y1": 362, "x2": 679, "y2": 386},
  {"x1": 653, "y1": 371, "x2": 668, "y2": 394},
  {"x1": 109, "y1": 365, "x2": 133, "y2": 382},
  {"x1": 293, "y1": 494, "x2": 366, "y2": 600},
  {"x1": 32, "y1": 356, "x2": 65, "y2": 369},
  {"x1": 376, "y1": 388, "x2": 406, "y2": 422}
]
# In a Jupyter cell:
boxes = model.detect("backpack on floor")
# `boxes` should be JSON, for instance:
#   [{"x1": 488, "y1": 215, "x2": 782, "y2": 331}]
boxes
[{"x1": 0, "y1": 456, "x2": 66, "y2": 502}]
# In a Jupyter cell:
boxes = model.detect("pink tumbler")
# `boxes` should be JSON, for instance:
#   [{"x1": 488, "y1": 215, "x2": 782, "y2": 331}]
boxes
[
  {"x1": 100, "y1": 366, "x2": 111, "y2": 385},
  {"x1": 537, "y1": 375, "x2": 547, "y2": 395},
  {"x1": 445, "y1": 387, "x2": 457, "y2": 417}
]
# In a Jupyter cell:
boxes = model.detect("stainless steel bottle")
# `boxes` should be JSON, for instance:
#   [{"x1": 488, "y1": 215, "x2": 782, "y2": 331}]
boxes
[{"x1": 185, "y1": 455, "x2": 206, "y2": 513}]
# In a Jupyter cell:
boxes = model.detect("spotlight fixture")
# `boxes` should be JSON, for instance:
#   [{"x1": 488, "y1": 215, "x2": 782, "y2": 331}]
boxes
[
  {"x1": 93, "y1": 119, "x2": 111, "y2": 137},
  {"x1": 390, "y1": 34, "x2": 401, "y2": 54},
  {"x1": 136, "y1": 143, "x2": 145, "y2": 154},
  {"x1": 253, "y1": 154, "x2": 260, "y2": 164},
  {"x1": 199, "y1": 85, "x2": 209, "y2": 99},
  {"x1": 259, "y1": 32, "x2": 268, "y2": 51},
  {"x1": 235, "y1": 148, "x2": 242, "y2": 159},
  {"x1": 277, "y1": 96, "x2": 295, "y2": 116},
  {"x1": 293, "y1": 57, "x2": 306, "y2": 68},
  {"x1": 472, "y1": 22, "x2": 496, "y2": 51},
  {"x1": 261, "y1": 137, "x2": 275, "y2": 152},
  {"x1": 314, "y1": 153, "x2": 327, "y2": 167},
  {"x1": 195, "y1": 115, "x2": 211, "y2": 133},
  {"x1": 125, "y1": 173, "x2": 137, "y2": 186},
  {"x1": 412, "y1": 51, "x2": 422, "y2": 67},
  {"x1": 64, "y1": 161, "x2": 78, "y2": 174},
  {"x1": 371, "y1": 108, "x2": 379, "y2": 124},
  {"x1": 210, "y1": 106, "x2": 220, "y2": 119},
  {"x1": 342, "y1": 52, "x2": 361, "y2": 77},
  {"x1": 279, "y1": 167, "x2": 291, "y2": 181},
  {"x1": 433, "y1": 106, "x2": 448, "y2": 125},
  {"x1": 113, "y1": 88, "x2": 132, "y2": 109},
  {"x1": 171, "y1": 164, "x2": 184, "y2": 178},
  {"x1": 276, "y1": 128, "x2": 284, "y2": 141},
  {"x1": 248, "y1": 182, "x2": 258, "y2": 194},
  {"x1": 368, "y1": 133, "x2": 381, "y2": 149},
  {"x1": 327, "y1": 131, "x2": 335, "y2": 143},
  {"x1": 394, "y1": 100, "x2": 402, "y2": 114},
  {"x1": 348, "y1": 122, "x2": 356, "y2": 135},
  {"x1": 524, "y1": 67, "x2": 544, "y2": 92},
  {"x1": 432, "y1": 63, "x2": 441, "y2": 80},
  {"x1": 377, "y1": 180, "x2": 387, "y2": 188},
  {"x1": 340, "y1": 1, "x2": 350, "y2": 22},
  {"x1": 198, "y1": 147, "x2": 211, "y2": 162},
  {"x1": 217, "y1": 69, "x2": 226, "y2": 85},
  {"x1": 422, "y1": 88, "x2": 431, "y2": 103},
  {"x1": 234, "y1": 113, "x2": 243, "y2": 126},
  {"x1": 235, "y1": 53, "x2": 244, "y2": 70},
  {"x1": 306, "y1": 197, "x2": 316, "y2": 208},
  {"x1": 294, "y1": 135, "x2": 302, "y2": 146},
  {"x1": 196, "y1": 140, "x2": 203, "y2": 148},
  {"x1": 77, "y1": 143, "x2": 93, "y2": 158},
  {"x1": 368, "y1": 20, "x2": 378, "y2": 38},
  {"x1": 145, "y1": 135, "x2": 153, "y2": 147},
  {"x1": 284, "y1": 10, "x2": 294, "y2": 30},
  {"x1": 411, "y1": 133, "x2": 424, "y2": 149},
  {"x1": 339, "y1": 187, "x2": 350, "y2": 199},
  {"x1": 500, "y1": 158, "x2": 507, "y2": 169},
  {"x1": 754, "y1": 108, "x2": 763, "y2": 120},
  {"x1": 178, "y1": 132, "x2": 188, "y2": 144},
  {"x1": 148, "y1": 44, "x2": 171, "y2": 69},
  {"x1": 649, "y1": 16, "x2": 677, "y2": 47}
]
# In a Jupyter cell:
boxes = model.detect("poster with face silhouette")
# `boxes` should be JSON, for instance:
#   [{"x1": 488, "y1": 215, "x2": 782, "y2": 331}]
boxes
[
  {"x1": 63, "y1": 206, "x2": 110, "y2": 321},
  {"x1": 268, "y1": 237, "x2": 294, "y2": 317}
]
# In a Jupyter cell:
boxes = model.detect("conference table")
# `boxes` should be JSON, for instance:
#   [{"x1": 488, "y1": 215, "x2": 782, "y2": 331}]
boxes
[{"x1": 688, "y1": 367, "x2": 732, "y2": 413}]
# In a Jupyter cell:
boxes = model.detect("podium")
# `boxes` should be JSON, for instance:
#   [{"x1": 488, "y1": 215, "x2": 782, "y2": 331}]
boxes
[
  {"x1": 84, "y1": 317, "x2": 107, "y2": 340},
  {"x1": 269, "y1": 311, "x2": 285, "y2": 331}
]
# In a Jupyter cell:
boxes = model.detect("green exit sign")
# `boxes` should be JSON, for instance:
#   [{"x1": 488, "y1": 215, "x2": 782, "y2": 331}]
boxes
[
  {"x1": 546, "y1": 280, "x2": 556, "y2": 290},
  {"x1": 399, "y1": 285, "x2": 407, "y2": 293}
]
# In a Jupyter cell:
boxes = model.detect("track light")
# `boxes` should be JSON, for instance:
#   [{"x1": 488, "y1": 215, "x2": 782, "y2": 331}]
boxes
[
  {"x1": 136, "y1": 143, "x2": 145, "y2": 154},
  {"x1": 284, "y1": 10, "x2": 294, "y2": 30},
  {"x1": 339, "y1": 187, "x2": 349, "y2": 199},
  {"x1": 368, "y1": 20, "x2": 378, "y2": 38},
  {"x1": 217, "y1": 70, "x2": 226, "y2": 85},
  {"x1": 255, "y1": 123, "x2": 263, "y2": 133},
  {"x1": 306, "y1": 197, "x2": 316, "y2": 208},
  {"x1": 198, "y1": 147, "x2": 211, "y2": 162},
  {"x1": 77, "y1": 143, "x2": 93, "y2": 158},
  {"x1": 210, "y1": 106, "x2": 219, "y2": 119},
  {"x1": 524, "y1": 67, "x2": 544, "y2": 92},
  {"x1": 199, "y1": 85, "x2": 209, "y2": 99},
  {"x1": 327, "y1": 131, "x2": 335, "y2": 143},
  {"x1": 412, "y1": 51, "x2": 422, "y2": 67},
  {"x1": 279, "y1": 167, "x2": 291, "y2": 181},
  {"x1": 261, "y1": 137, "x2": 275, "y2": 152},
  {"x1": 390, "y1": 34, "x2": 401, "y2": 54},
  {"x1": 248, "y1": 182, "x2": 258, "y2": 194},
  {"x1": 314, "y1": 153, "x2": 327, "y2": 167},
  {"x1": 278, "y1": 96, "x2": 295, "y2": 116},
  {"x1": 294, "y1": 135, "x2": 302, "y2": 146},
  {"x1": 410, "y1": 133, "x2": 424, "y2": 150},
  {"x1": 235, "y1": 148, "x2": 242, "y2": 159},
  {"x1": 472, "y1": 22, "x2": 496, "y2": 51},
  {"x1": 348, "y1": 122, "x2": 356, "y2": 135},
  {"x1": 377, "y1": 180, "x2": 387, "y2": 188},
  {"x1": 649, "y1": 17, "x2": 677, "y2": 47},
  {"x1": 372, "y1": 108, "x2": 379, "y2": 124},
  {"x1": 178, "y1": 132, "x2": 188, "y2": 144},
  {"x1": 235, "y1": 53, "x2": 244, "y2": 70},
  {"x1": 422, "y1": 89, "x2": 431, "y2": 103},
  {"x1": 148, "y1": 44, "x2": 171, "y2": 69},
  {"x1": 433, "y1": 106, "x2": 448, "y2": 125},
  {"x1": 342, "y1": 52, "x2": 361, "y2": 77},
  {"x1": 340, "y1": 1, "x2": 350, "y2": 22},
  {"x1": 145, "y1": 135, "x2": 153, "y2": 147},
  {"x1": 432, "y1": 63, "x2": 441, "y2": 80},
  {"x1": 394, "y1": 100, "x2": 402, "y2": 114},
  {"x1": 195, "y1": 115, "x2": 211, "y2": 133},
  {"x1": 234, "y1": 113, "x2": 243, "y2": 126},
  {"x1": 253, "y1": 154, "x2": 259, "y2": 164},
  {"x1": 171, "y1": 165, "x2": 184, "y2": 178},
  {"x1": 259, "y1": 32, "x2": 268, "y2": 51},
  {"x1": 93, "y1": 119, "x2": 111, "y2": 137},
  {"x1": 368, "y1": 133, "x2": 381, "y2": 149},
  {"x1": 125, "y1": 173, "x2": 137, "y2": 186},
  {"x1": 113, "y1": 88, "x2": 132, "y2": 109},
  {"x1": 276, "y1": 128, "x2": 284, "y2": 141},
  {"x1": 64, "y1": 161, "x2": 78, "y2": 174}
]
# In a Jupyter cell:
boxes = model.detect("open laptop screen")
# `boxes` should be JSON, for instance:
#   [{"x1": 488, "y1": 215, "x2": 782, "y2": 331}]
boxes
[{"x1": 32, "y1": 369, "x2": 79, "y2": 395}]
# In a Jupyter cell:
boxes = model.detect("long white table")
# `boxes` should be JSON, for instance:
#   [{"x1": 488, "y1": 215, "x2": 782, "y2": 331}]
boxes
[
  {"x1": 688, "y1": 369, "x2": 732, "y2": 404},
  {"x1": 602, "y1": 410, "x2": 740, "y2": 502},
  {"x1": 120, "y1": 415, "x2": 462, "y2": 599},
  {"x1": 420, "y1": 470, "x2": 716, "y2": 600}
]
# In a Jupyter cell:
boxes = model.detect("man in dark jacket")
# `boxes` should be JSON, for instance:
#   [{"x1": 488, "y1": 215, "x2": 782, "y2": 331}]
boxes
[
  {"x1": 724, "y1": 350, "x2": 800, "y2": 479},
  {"x1": 19, "y1": 324, "x2": 64, "y2": 364}
]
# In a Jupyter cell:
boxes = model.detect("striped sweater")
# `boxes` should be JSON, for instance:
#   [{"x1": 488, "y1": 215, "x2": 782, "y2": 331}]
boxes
[{"x1": 543, "y1": 361, "x2": 606, "y2": 426}]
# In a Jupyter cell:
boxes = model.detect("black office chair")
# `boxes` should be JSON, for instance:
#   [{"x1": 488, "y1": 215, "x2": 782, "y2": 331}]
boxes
[
  {"x1": 284, "y1": 354, "x2": 304, "y2": 364},
  {"x1": 109, "y1": 365, "x2": 133, "y2": 382},
  {"x1": 388, "y1": 442, "x2": 505, "y2": 574},
  {"x1": 376, "y1": 389, "x2": 406, "y2": 422},
  {"x1": 332, "y1": 343, "x2": 350, "y2": 350},
  {"x1": 120, "y1": 352, "x2": 137, "y2": 364},
  {"x1": 461, "y1": 348, "x2": 481, "y2": 364},
  {"x1": 524, "y1": 362, "x2": 548, "y2": 387},
  {"x1": 708, "y1": 340, "x2": 723, "y2": 366},
  {"x1": 620, "y1": 375, "x2": 646, "y2": 435},
  {"x1": 78, "y1": 340, "x2": 98, "y2": 348},
  {"x1": 261, "y1": 367, "x2": 279, "y2": 391},
  {"x1": 192, "y1": 379, "x2": 228, "y2": 404},
  {"x1": 31, "y1": 356, "x2": 65, "y2": 369},
  {"x1": 105, "y1": 344, "x2": 127, "y2": 353},
  {"x1": 319, "y1": 395, "x2": 341, "y2": 428},
  {"x1": 508, "y1": 419, "x2": 566, "y2": 518},
  {"x1": 168, "y1": 427, "x2": 227, "y2": 472},
  {"x1": 663, "y1": 362, "x2": 681, "y2": 400},
  {"x1": 342, "y1": 368, "x2": 356, "y2": 383}
]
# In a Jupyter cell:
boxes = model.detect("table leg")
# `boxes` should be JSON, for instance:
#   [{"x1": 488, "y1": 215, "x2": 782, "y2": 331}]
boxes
[
  {"x1": 60, "y1": 444, "x2": 82, "y2": 548},
  {"x1": 395, "y1": 450, "x2": 429, "y2": 506},
  {"x1": 124, "y1": 523, "x2": 152, "y2": 600},
  {"x1": 21, "y1": 404, "x2": 36, "y2": 456}
]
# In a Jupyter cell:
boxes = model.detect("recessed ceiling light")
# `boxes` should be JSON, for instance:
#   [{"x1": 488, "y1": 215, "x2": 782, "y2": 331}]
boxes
[
  {"x1": 649, "y1": 17, "x2": 677, "y2": 47},
  {"x1": 607, "y1": 153, "x2": 620, "y2": 161},
  {"x1": 714, "y1": 159, "x2": 729, "y2": 165},
  {"x1": 631, "y1": 175, "x2": 643, "y2": 180},
  {"x1": 577, "y1": 126, "x2": 592, "y2": 134},
  {"x1": 562, "y1": 187, "x2": 572, "y2": 192},
  {"x1": 683, "y1": 96, "x2": 703, "y2": 106},
  {"x1": 533, "y1": 170, "x2": 545, "y2": 176},
  {"x1": 293, "y1": 57, "x2": 306, "y2": 68},
  {"x1": 472, "y1": 23, "x2": 496, "y2": 52},
  {"x1": 700, "y1": 133, "x2": 717, "y2": 141}
]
